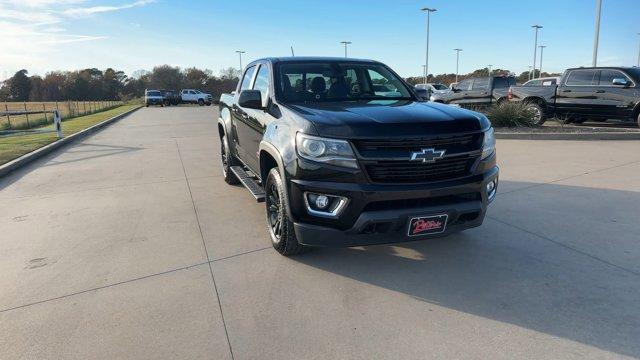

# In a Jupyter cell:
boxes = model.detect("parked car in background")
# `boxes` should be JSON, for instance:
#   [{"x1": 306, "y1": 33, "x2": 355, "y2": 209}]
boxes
[
  {"x1": 217, "y1": 56, "x2": 498, "y2": 256},
  {"x1": 181, "y1": 89, "x2": 213, "y2": 106},
  {"x1": 522, "y1": 76, "x2": 560, "y2": 87},
  {"x1": 508, "y1": 67, "x2": 640, "y2": 125},
  {"x1": 160, "y1": 89, "x2": 180, "y2": 106},
  {"x1": 431, "y1": 75, "x2": 516, "y2": 108},
  {"x1": 415, "y1": 83, "x2": 451, "y2": 100},
  {"x1": 145, "y1": 89, "x2": 164, "y2": 107}
]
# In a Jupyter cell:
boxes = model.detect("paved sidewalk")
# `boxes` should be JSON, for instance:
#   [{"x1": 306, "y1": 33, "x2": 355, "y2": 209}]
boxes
[{"x1": 1, "y1": 107, "x2": 639, "y2": 359}]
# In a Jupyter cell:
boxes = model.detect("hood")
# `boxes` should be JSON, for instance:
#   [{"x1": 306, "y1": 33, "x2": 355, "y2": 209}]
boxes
[{"x1": 285, "y1": 100, "x2": 488, "y2": 138}]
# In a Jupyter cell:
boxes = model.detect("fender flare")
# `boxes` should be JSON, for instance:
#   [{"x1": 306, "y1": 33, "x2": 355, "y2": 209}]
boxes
[{"x1": 258, "y1": 141, "x2": 294, "y2": 219}]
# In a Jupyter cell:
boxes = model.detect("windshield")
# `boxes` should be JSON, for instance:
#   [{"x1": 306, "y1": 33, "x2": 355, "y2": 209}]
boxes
[
  {"x1": 432, "y1": 84, "x2": 447, "y2": 90},
  {"x1": 146, "y1": 91, "x2": 161, "y2": 96},
  {"x1": 276, "y1": 62, "x2": 412, "y2": 102}
]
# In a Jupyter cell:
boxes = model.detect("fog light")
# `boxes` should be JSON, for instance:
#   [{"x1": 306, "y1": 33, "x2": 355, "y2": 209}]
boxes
[
  {"x1": 486, "y1": 179, "x2": 497, "y2": 201},
  {"x1": 304, "y1": 192, "x2": 349, "y2": 218},
  {"x1": 315, "y1": 195, "x2": 329, "y2": 209}
]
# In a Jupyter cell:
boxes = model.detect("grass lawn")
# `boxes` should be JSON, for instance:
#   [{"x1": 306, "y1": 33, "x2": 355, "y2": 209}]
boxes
[{"x1": 0, "y1": 105, "x2": 139, "y2": 165}]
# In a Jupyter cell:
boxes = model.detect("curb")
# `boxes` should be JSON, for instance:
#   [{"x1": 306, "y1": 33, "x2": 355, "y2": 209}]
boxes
[
  {"x1": 495, "y1": 131, "x2": 640, "y2": 140},
  {"x1": 0, "y1": 106, "x2": 142, "y2": 178}
]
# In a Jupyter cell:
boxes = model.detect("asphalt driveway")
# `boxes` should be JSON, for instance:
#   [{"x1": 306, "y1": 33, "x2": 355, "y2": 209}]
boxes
[{"x1": 1, "y1": 107, "x2": 639, "y2": 359}]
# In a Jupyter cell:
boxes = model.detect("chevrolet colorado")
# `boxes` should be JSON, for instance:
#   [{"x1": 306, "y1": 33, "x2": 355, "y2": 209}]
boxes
[
  {"x1": 218, "y1": 57, "x2": 499, "y2": 255},
  {"x1": 508, "y1": 67, "x2": 640, "y2": 125}
]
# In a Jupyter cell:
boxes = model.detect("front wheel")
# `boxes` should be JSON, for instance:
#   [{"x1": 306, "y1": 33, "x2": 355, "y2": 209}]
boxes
[
  {"x1": 525, "y1": 102, "x2": 546, "y2": 125},
  {"x1": 265, "y1": 168, "x2": 308, "y2": 256},
  {"x1": 636, "y1": 112, "x2": 640, "y2": 128},
  {"x1": 220, "y1": 135, "x2": 239, "y2": 185}
]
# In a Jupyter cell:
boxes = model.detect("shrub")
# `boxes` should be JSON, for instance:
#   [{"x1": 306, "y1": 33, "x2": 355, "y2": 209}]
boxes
[{"x1": 486, "y1": 102, "x2": 537, "y2": 128}]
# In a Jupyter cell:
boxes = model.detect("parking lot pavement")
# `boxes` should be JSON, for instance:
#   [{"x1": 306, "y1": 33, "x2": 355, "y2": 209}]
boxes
[{"x1": 1, "y1": 106, "x2": 639, "y2": 359}]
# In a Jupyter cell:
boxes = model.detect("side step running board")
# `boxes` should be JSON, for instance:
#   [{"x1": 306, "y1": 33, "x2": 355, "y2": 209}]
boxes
[{"x1": 230, "y1": 166, "x2": 265, "y2": 202}]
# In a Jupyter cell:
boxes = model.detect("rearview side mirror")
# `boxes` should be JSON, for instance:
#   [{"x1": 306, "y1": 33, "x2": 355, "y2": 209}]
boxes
[
  {"x1": 612, "y1": 78, "x2": 629, "y2": 87},
  {"x1": 238, "y1": 90, "x2": 264, "y2": 109}
]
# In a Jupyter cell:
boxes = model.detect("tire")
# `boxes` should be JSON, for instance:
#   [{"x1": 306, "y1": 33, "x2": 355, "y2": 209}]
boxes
[
  {"x1": 265, "y1": 168, "x2": 309, "y2": 256},
  {"x1": 636, "y1": 111, "x2": 640, "y2": 128},
  {"x1": 198, "y1": 99, "x2": 204, "y2": 106},
  {"x1": 220, "y1": 134, "x2": 239, "y2": 185},
  {"x1": 206, "y1": 102, "x2": 212, "y2": 106},
  {"x1": 525, "y1": 102, "x2": 546, "y2": 125},
  {"x1": 145, "y1": 104, "x2": 149, "y2": 107}
]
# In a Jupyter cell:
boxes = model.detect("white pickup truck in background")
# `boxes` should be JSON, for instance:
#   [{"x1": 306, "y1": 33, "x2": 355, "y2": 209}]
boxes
[{"x1": 180, "y1": 89, "x2": 213, "y2": 106}]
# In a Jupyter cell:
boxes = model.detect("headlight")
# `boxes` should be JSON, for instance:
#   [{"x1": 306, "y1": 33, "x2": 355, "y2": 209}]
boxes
[
  {"x1": 481, "y1": 127, "x2": 496, "y2": 160},
  {"x1": 296, "y1": 133, "x2": 358, "y2": 169},
  {"x1": 430, "y1": 96, "x2": 436, "y2": 101}
]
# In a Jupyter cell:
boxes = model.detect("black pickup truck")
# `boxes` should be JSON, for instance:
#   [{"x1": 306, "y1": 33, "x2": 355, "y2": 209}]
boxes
[
  {"x1": 430, "y1": 75, "x2": 516, "y2": 108},
  {"x1": 508, "y1": 67, "x2": 640, "y2": 125},
  {"x1": 218, "y1": 57, "x2": 498, "y2": 255}
]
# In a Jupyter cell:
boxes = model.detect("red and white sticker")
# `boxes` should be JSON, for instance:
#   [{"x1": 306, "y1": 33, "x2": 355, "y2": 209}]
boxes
[{"x1": 408, "y1": 214, "x2": 448, "y2": 236}]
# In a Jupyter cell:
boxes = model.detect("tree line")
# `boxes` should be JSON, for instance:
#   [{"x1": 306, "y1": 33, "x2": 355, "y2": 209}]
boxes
[
  {"x1": 405, "y1": 67, "x2": 561, "y2": 86},
  {"x1": 0, "y1": 66, "x2": 241, "y2": 102},
  {"x1": 1, "y1": 65, "x2": 561, "y2": 102}
]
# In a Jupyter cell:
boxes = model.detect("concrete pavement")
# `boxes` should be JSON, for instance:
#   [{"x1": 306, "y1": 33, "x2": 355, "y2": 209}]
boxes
[{"x1": 1, "y1": 107, "x2": 639, "y2": 359}]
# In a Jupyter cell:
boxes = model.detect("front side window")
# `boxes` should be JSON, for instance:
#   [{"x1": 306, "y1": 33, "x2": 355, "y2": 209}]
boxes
[
  {"x1": 493, "y1": 77, "x2": 510, "y2": 88},
  {"x1": 276, "y1": 62, "x2": 412, "y2": 102},
  {"x1": 240, "y1": 66, "x2": 256, "y2": 91},
  {"x1": 472, "y1": 78, "x2": 490, "y2": 91},
  {"x1": 455, "y1": 79, "x2": 472, "y2": 91},
  {"x1": 432, "y1": 84, "x2": 447, "y2": 90},
  {"x1": 598, "y1": 70, "x2": 629, "y2": 86},
  {"x1": 253, "y1": 65, "x2": 270, "y2": 97},
  {"x1": 565, "y1": 70, "x2": 597, "y2": 86}
]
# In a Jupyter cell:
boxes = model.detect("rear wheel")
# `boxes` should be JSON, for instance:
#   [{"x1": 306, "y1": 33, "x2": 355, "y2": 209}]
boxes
[
  {"x1": 265, "y1": 168, "x2": 308, "y2": 256},
  {"x1": 636, "y1": 111, "x2": 640, "y2": 128},
  {"x1": 220, "y1": 134, "x2": 239, "y2": 185},
  {"x1": 525, "y1": 102, "x2": 546, "y2": 125},
  {"x1": 198, "y1": 99, "x2": 204, "y2": 106}
]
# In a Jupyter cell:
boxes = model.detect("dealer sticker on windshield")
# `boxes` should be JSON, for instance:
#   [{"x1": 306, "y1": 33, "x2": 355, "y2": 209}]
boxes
[{"x1": 408, "y1": 214, "x2": 448, "y2": 236}]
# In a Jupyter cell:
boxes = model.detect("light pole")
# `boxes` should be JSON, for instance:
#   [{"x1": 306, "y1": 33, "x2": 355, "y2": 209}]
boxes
[
  {"x1": 538, "y1": 45, "x2": 546, "y2": 76},
  {"x1": 593, "y1": 0, "x2": 602, "y2": 66},
  {"x1": 528, "y1": 66, "x2": 533, "y2": 80},
  {"x1": 487, "y1": 64, "x2": 493, "y2": 76},
  {"x1": 421, "y1": 7, "x2": 437, "y2": 85},
  {"x1": 454, "y1": 48, "x2": 462, "y2": 83},
  {"x1": 531, "y1": 25, "x2": 543, "y2": 79},
  {"x1": 636, "y1": 33, "x2": 640, "y2": 67},
  {"x1": 235, "y1": 50, "x2": 245, "y2": 71},
  {"x1": 340, "y1": 41, "x2": 352, "y2": 58}
]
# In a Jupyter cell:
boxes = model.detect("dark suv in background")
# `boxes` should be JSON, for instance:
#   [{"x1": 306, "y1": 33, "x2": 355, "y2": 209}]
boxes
[{"x1": 431, "y1": 75, "x2": 516, "y2": 108}]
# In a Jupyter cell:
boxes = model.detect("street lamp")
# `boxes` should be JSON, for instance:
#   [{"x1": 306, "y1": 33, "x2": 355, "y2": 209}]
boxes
[
  {"x1": 531, "y1": 25, "x2": 543, "y2": 79},
  {"x1": 454, "y1": 48, "x2": 462, "y2": 83},
  {"x1": 421, "y1": 7, "x2": 437, "y2": 84},
  {"x1": 487, "y1": 64, "x2": 493, "y2": 76},
  {"x1": 528, "y1": 66, "x2": 533, "y2": 81},
  {"x1": 340, "y1": 41, "x2": 352, "y2": 58},
  {"x1": 593, "y1": 0, "x2": 602, "y2": 66},
  {"x1": 235, "y1": 50, "x2": 245, "y2": 71},
  {"x1": 538, "y1": 45, "x2": 546, "y2": 76},
  {"x1": 636, "y1": 33, "x2": 640, "y2": 67}
]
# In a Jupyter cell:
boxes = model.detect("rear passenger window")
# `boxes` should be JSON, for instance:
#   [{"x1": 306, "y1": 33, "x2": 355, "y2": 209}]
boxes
[
  {"x1": 240, "y1": 66, "x2": 256, "y2": 91},
  {"x1": 565, "y1": 70, "x2": 597, "y2": 86}
]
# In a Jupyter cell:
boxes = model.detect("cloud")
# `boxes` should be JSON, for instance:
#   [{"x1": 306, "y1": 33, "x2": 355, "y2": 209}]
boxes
[{"x1": 62, "y1": 0, "x2": 155, "y2": 17}]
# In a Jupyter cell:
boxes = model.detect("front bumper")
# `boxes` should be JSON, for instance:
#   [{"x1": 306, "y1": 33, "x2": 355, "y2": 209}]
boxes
[{"x1": 289, "y1": 165, "x2": 498, "y2": 247}]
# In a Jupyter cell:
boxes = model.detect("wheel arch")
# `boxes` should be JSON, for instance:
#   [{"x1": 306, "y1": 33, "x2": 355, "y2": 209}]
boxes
[{"x1": 259, "y1": 141, "x2": 293, "y2": 219}]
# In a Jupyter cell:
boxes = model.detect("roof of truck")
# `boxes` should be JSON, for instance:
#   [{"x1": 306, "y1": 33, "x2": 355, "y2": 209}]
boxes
[{"x1": 252, "y1": 56, "x2": 380, "y2": 64}]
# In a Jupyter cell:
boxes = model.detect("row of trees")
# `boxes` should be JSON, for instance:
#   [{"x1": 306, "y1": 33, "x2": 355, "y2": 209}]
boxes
[
  {"x1": 405, "y1": 68, "x2": 561, "y2": 86},
  {"x1": 0, "y1": 66, "x2": 241, "y2": 102},
  {"x1": 1, "y1": 65, "x2": 561, "y2": 102}
]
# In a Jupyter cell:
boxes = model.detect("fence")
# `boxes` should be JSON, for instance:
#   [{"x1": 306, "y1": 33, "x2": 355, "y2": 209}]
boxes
[{"x1": 1, "y1": 100, "x2": 122, "y2": 131}]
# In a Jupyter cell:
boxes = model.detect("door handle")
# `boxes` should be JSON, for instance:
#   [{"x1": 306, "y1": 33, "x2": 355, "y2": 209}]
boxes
[
  {"x1": 561, "y1": 89, "x2": 571, "y2": 93},
  {"x1": 595, "y1": 90, "x2": 605, "y2": 93}
]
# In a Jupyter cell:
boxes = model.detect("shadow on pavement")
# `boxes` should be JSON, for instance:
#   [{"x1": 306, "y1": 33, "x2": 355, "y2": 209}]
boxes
[{"x1": 295, "y1": 181, "x2": 640, "y2": 358}]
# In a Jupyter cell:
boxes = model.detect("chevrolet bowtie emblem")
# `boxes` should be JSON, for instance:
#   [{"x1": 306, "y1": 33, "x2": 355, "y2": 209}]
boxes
[{"x1": 410, "y1": 148, "x2": 446, "y2": 163}]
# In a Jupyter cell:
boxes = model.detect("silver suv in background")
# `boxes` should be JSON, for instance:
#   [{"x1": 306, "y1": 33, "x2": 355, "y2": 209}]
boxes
[{"x1": 180, "y1": 89, "x2": 213, "y2": 106}]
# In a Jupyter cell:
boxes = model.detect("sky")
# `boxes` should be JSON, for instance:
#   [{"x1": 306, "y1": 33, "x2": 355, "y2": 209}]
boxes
[{"x1": 1, "y1": 0, "x2": 639, "y2": 81}]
